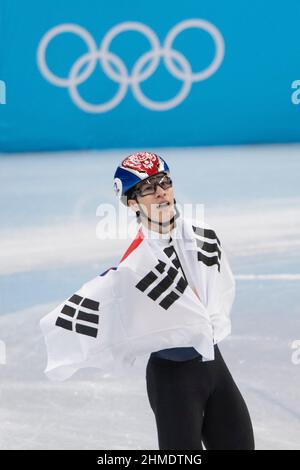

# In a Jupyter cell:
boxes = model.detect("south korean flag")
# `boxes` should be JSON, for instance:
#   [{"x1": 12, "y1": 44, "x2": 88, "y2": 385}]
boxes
[
  {"x1": 40, "y1": 217, "x2": 234, "y2": 381},
  {"x1": 55, "y1": 294, "x2": 100, "y2": 338},
  {"x1": 40, "y1": 270, "x2": 119, "y2": 381},
  {"x1": 135, "y1": 253, "x2": 188, "y2": 311}
]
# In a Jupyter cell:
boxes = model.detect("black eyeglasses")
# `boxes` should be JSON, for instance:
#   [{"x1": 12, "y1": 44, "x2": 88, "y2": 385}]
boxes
[{"x1": 132, "y1": 174, "x2": 173, "y2": 197}]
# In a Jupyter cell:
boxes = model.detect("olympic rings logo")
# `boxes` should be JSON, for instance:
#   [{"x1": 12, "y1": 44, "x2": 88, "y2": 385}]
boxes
[{"x1": 37, "y1": 19, "x2": 225, "y2": 113}]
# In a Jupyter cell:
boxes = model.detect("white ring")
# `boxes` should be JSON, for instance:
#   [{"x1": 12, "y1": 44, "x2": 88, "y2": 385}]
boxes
[
  {"x1": 37, "y1": 23, "x2": 97, "y2": 87},
  {"x1": 100, "y1": 21, "x2": 161, "y2": 85},
  {"x1": 164, "y1": 18, "x2": 225, "y2": 82},
  {"x1": 132, "y1": 48, "x2": 192, "y2": 111},
  {"x1": 69, "y1": 50, "x2": 128, "y2": 113}
]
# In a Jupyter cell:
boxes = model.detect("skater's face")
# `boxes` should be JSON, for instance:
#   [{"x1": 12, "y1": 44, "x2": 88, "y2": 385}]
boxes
[{"x1": 127, "y1": 172, "x2": 175, "y2": 226}]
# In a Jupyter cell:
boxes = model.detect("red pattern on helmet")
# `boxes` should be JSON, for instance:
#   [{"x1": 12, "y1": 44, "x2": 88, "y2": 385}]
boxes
[{"x1": 121, "y1": 152, "x2": 161, "y2": 176}]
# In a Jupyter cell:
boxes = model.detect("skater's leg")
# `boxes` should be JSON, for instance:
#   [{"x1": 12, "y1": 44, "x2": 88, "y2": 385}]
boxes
[
  {"x1": 146, "y1": 357, "x2": 209, "y2": 450},
  {"x1": 201, "y1": 346, "x2": 255, "y2": 450}
]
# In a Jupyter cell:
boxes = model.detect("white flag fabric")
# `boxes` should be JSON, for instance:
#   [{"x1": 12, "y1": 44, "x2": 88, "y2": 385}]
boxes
[{"x1": 40, "y1": 216, "x2": 235, "y2": 381}]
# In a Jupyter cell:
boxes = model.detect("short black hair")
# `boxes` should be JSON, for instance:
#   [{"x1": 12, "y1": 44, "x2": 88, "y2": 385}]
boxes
[
  {"x1": 125, "y1": 188, "x2": 141, "y2": 222},
  {"x1": 125, "y1": 187, "x2": 136, "y2": 202}
]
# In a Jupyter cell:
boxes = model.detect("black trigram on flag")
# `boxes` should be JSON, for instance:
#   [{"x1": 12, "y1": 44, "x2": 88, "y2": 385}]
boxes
[
  {"x1": 135, "y1": 254, "x2": 188, "y2": 310},
  {"x1": 55, "y1": 294, "x2": 100, "y2": 338},
  {"x1": 192, "y1": 225, "x2": 222, "y2": 272}
]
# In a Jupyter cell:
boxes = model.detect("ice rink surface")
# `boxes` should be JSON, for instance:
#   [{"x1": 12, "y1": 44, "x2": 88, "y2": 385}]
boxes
[{"x1": 0, "y1": 144, "x2": 299, "y2": 449}]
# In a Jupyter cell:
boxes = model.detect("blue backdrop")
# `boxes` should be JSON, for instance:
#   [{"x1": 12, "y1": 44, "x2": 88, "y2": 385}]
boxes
[{"x1": 0, "y1": 0, "x2": 300, "y2": 152}]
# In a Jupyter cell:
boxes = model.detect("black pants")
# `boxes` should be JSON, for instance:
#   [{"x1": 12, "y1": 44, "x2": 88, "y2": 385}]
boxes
[{"x1": 146, "y1": 344, "x2": 255, "y2": 450}]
